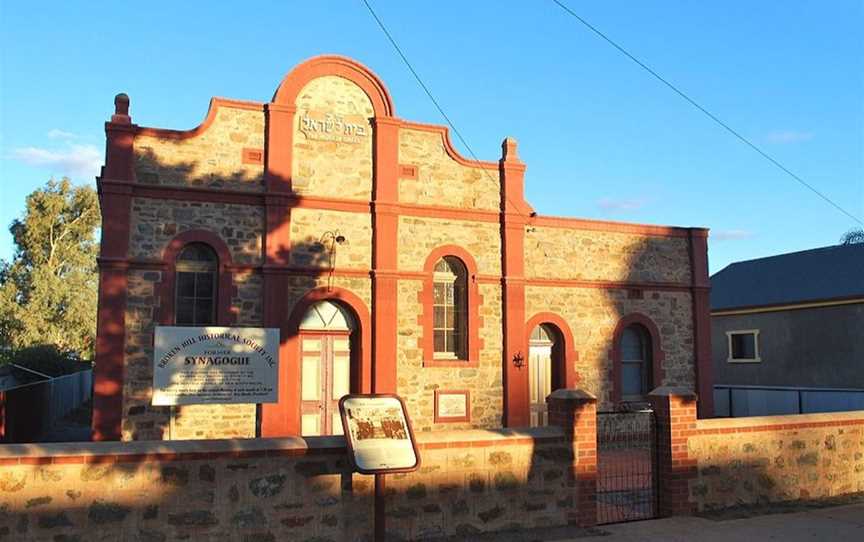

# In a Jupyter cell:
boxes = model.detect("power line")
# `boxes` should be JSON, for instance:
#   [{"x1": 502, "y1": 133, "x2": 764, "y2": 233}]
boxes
[
  {"x1": 550, "y1": 0, "x2": 863, "y2": 226},
  {"x1": 360, "y1": 0, "x2": 531, "y2": 218}
]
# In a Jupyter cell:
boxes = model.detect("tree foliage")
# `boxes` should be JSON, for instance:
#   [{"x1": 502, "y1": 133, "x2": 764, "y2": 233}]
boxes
[
  {"x1": 0, "y1": 178, "x2": 100, "y2": 358},
  {"x1": 839, "y1": 228, "x2": 864, "y2": 245}
]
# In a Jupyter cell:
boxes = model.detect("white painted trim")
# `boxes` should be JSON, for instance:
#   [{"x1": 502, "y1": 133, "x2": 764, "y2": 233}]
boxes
[
  {"x1": 726, "y1": 329, "x2": 761, "y2": 363},
  {"x1": 726, "y1": 329, "x2": 762, "y2": 363}
]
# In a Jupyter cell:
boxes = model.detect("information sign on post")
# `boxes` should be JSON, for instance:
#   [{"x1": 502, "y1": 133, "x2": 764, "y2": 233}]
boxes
[
  {"x1": 339, "y1": 394, "x2": 420, "y2": 541},
  {"x1": 339, "y1": 394, "x2": 420, "y2": 474},
  {"x1": 152, "y1": 326, "x2": 279, "y2": 406}
]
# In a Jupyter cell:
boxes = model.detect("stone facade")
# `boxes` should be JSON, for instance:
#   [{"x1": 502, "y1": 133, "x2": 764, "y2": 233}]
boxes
[
  {"x1": 134, "y1": 104, "x2": 265, "y2": 191},
  {"x1": 398, "y1": 127, "x2": 500, "y2": 211},
  {"x1": 129, "y1": 197, "x2": 264, "y2": 265},
  {"x1": 525, "y1": 226, "x2": 692, "y2": 283},
  {"x1": 94, "y1": 55, "x2": 710, "y2": 442},
  {"x1": 525, "y1": 286, "x2": 694, "y2": 409}
]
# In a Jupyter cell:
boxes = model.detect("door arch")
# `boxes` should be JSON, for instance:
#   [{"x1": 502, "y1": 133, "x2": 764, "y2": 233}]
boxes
[
  {"x1": 299, "y1": 300, "x2": 356, "y2": 436},
  {"x1": 261, "y1": 287, "x2": 372, "y2": 438},
  {"x1": 528, "y1": 323, "x2": 564, "y2": 427}
]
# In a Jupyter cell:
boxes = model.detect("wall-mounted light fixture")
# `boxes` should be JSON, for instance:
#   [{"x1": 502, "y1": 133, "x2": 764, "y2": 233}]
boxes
[
  {"x1": 319, "y1": 230, "x2": 347, "y2": 290},
  {"x1": 512, "y1": 351, "x2": 525, "y2": 369}
]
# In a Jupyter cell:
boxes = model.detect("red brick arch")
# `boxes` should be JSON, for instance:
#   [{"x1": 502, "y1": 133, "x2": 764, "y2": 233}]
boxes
[
  {"x1": 419, "y1": 245, "x2": 483, "y2": 367},
  {"x1": 158, "y1": 229, "x2": 236, "y2": 326},
  {"x1": 610, "y1": 313, "x2": 666, "y2": 404},
  {"x1": 272, "y1": 55, "x2": 395, "y2": 117},
  {"x1": 261, "y1": 286, "x2": 372, "y2": 437},
  {"x1": 524, "y1": 312, "x2": 580, "y2": 390}
]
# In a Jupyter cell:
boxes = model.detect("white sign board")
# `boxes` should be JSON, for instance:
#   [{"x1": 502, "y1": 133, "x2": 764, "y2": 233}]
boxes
[
  {"x1": 153, "y1": 326, "x2": 279, "y2": 406},
  {"x1": 339, "y1": 394, "x2": 420, "y2": 474}
]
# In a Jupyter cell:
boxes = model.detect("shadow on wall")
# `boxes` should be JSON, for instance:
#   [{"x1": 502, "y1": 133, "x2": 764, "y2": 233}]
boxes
[{"x1": 113, "y1": 148, "x2": 351, "y2": 442}]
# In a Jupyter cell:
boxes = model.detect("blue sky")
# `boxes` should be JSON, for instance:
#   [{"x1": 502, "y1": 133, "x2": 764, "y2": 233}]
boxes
[{"x1": 1, "y1": 1, "x2": 861, "y2": 274}]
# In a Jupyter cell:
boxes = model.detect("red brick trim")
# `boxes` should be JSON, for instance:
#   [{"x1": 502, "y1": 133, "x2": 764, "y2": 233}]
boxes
[
  {"x1": 418, "y1": 245, "x2": 483, "y2": 368},
  {"x1": 135, "y1": 98, "x2": 264, "y2": 140},
  {"x1": 157, "y1": 230, "x2": 237, "y2": 326},
  {"x1": 688, "y1": 231, "x2": 713, "y2": 417},
  {"x1": 610, "y1": 313, "x2": 666, "y2": 405},
  {"x1": 532, "y1": 215, "x2": 698, "y2": 238},
  {"x1": 524, "y1": 312, "x2": 580, "y2": 389},
  {"x1": 242, "y1": 148, "x2": 264, "y2": 165},
  {"x1": 261, "y1": 286, "x2": 372, "y2": 437},
  {"x1": 433, "y1": 390, "x2": 471, "y2": 423},
  {"x1": 398, "y1": 164, "x2": 418, "y2": 180}
]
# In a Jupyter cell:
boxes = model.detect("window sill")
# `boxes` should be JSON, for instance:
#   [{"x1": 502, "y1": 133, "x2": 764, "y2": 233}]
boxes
[
  {"x1": 727, "y1": 357, "x2": 762, "y2": 364},
  {"x1": 423, "y1": 358, "x2": 479, "y2": 368}
]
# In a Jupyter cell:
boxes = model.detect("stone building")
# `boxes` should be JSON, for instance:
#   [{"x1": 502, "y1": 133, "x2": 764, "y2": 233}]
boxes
[{"x1": 92, "y1": 55, "x2": 712, "y2": 441}]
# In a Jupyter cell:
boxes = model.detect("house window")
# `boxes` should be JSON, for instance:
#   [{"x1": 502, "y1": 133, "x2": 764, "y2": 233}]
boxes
[
  {"x1": 727, "y1": 330, "x2": 760, "y2": 362},
  {"x1": 175, "y1": 243, "x2": 217, "y2": 325},
  {"x1": 620, "y1": 324, "x2": 652, "y2": 400},
  {"x1": 432, "y1": 257, "x2": 467, "y2": 359}
]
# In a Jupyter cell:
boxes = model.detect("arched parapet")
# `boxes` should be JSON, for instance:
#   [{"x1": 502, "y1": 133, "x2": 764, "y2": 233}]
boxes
[{"x1": 272, "y1": 55, "x2": 395, "y2": 118}]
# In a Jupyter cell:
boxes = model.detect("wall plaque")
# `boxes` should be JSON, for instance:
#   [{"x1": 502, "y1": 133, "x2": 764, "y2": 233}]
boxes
[
  {"x1": 298, "y1": 110, "x2": 370, "y2": 144},
  {"x1": 152, "y1": 326, "x2": 279, "y2": 406},
  {"x1": 434, "y1": 389, "x2": 470, "y2": 423},
  {"x1": 339, "y1": 394, "x2": 420, "y2": 474}
]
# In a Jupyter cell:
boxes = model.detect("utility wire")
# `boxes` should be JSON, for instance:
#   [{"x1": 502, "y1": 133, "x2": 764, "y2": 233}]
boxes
[
  {"x1": 360, "y1": 0, "x2": 531, "y2": 219},
  {"x1": 550, "y1": 0, "x2": 862, "y2": 226}
]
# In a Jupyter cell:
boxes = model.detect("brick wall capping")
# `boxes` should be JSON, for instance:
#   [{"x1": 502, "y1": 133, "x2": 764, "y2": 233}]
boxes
[
  {"x1": 530, "y1": 215, "x2": 699, "y2": 238},
  {"x1": 696, "y1": 409, "x2": 864, "y2": 432},
  {"x1": 414, "y1": 426, "x2": 564, "y2": 446},
  {"x1": 547, "y1": 388, "x2": 597, "y2": 402},
  {"x1": 648, "y1": 386, "x2": 697, "y2": 399},
  {"x1": 135, "y1": 97, "x2": 264, "y2": 141},
  {"x1": 0, "y1": 435, "x2": 320, "y2": 461}
]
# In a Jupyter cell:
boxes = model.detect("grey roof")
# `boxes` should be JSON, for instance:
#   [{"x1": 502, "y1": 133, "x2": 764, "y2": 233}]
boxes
[{"x1": 710, "y1": 243, "x2": 864, "y2": 311}]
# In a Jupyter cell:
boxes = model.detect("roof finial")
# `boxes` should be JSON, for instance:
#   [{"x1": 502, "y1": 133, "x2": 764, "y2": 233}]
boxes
[{"x1": 111, "y1": 93, "x2": 131, "y2": 124}]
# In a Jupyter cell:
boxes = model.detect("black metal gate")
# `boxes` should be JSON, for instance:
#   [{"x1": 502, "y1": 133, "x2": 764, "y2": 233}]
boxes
[{"x1": 596, "y1": 409, "x2": 658, "y2": 524}]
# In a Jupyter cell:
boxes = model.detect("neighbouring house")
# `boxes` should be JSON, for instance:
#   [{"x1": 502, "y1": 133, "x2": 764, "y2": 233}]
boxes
[
  {"x1": 92, "y1": 55, "x2": 712, "y2": 442},
  {"x1": 710, "y1": 243, "x2": 864, "y2": 415}
]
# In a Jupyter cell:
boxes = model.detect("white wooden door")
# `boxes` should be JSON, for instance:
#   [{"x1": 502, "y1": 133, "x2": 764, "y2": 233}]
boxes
[
  {"x1": 300, "y1": 333, "x2": 351, "y2": 436},
  {"x1": 529, "y1": 344, "x2": 552, "y2": 427}
]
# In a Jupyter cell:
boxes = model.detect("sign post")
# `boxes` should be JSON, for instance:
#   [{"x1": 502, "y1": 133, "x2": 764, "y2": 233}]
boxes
[{"x1": 339, "y1": 394, "x2": 420, "y2": 542}]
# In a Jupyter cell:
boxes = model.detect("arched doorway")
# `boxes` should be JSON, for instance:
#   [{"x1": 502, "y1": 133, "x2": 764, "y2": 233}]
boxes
[
  {"x1": 299, "y1": 300, "x2": 356, "y2": 436},
  {"x1": 528, "y1": 324, "x2": 564, "y2": 427}
]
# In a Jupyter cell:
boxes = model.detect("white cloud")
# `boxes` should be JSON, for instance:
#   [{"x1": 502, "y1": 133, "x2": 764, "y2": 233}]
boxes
[
  {"x1": 47, "y1": 129, "x2": 78, "y2": 141},
  {"x1": 11, "y1": 144, "x2": 102, "y2": 178},
  {"x1": 712, "y1": 229, "x2": 754, "y2": 241},
  {"x1": 765, "y1": 130, "x2": 813, "y2": 144},
  {"x1": 597, "y1": 197, "x2": 648, "y2": 213}
]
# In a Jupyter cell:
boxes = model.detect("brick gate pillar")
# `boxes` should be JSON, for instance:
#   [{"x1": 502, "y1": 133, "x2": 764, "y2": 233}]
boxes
[
  {"x1": 648, "y1": 387, "x2": 698, "y2": 517},
  {"x1": 547, "y1": 389, "x2": 597, "y2": 527}
]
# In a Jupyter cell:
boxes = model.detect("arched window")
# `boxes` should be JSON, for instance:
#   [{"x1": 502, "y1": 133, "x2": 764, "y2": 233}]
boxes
[
  {"x1": 432, "y1": 257, "x2": 467, "y2": 359},
  {"x1": 620, "y1": 324, "x2": 653, "y2": 400},
  {"x1": 175, "y1": 243, "x2": 217, "y2": 325}
]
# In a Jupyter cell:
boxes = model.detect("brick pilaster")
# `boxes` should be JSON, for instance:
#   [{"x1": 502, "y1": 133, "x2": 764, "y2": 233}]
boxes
[
  {"x1": 547, "y1": 389, "x2": 598, "y2": 527},
  {"x1": 648, "y1": 387, "x2": 698, "y2": 516}
]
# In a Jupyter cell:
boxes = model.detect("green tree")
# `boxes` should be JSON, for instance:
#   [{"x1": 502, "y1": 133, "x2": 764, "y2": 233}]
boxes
[
  {"x1": 0, "y1": 178, "x2": 100, "y2": 359},
  {"x1": 839, "y1": 228, "x2": 864, "y2": 245}
]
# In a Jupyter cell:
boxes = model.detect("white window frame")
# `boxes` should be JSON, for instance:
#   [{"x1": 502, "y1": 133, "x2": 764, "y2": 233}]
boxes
[{"x1": 726, "y1": 329, "x2": 761, "y2": 363}]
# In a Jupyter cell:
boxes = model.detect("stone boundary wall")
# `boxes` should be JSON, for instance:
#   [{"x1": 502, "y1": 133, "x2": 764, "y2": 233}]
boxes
[
  {"x1": 650, "y1": 389, "x2": 864, "y2": 515},
  {"x1": 0, "y1": 425, "x2": 588, "y2": 541}
]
